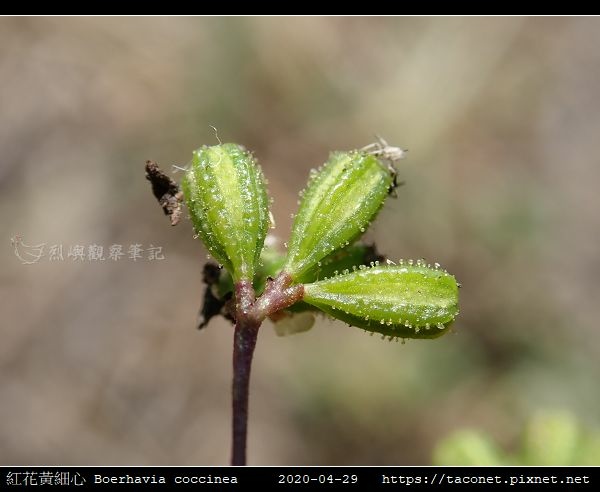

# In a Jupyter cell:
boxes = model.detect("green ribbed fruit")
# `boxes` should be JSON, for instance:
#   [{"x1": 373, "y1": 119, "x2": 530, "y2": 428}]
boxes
[
  {"x1": 303, "y1": 262, "x2": 459, "y2": 339},
  {"x1": 282, "y1": 150, "x2": 393, "y2": 281},
  {"x1": 182, "y1": 143, "x2": 269, "y2": 282}
]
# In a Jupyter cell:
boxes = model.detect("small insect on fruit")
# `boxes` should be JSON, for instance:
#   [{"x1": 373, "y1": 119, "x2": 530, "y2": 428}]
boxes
[
  {"x1": 361, "y1": 136, "x2": 407, "y2": 197},
  {"x1": 361, "y1": 135, "x2": 407, "y2": 163}
]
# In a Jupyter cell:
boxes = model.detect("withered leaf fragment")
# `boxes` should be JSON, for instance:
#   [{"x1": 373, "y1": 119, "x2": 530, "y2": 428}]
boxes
[{"x1": 145, "y1": 160, "x2": 183, "y2": 226}]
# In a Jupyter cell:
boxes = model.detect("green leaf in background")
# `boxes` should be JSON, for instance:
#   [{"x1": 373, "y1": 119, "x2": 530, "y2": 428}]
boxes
[
  {"x1": 576, "y1": 432, "x2": 600, "y2": 466},
  {"x1": 522, "y1": 410, "x2": 579, "y2": 465},
  {"x1": 433, "y1": 430, "x2": 506, "y2": 466},
  {"x1": 303, "y1": 262, "x2": 459, "y2": 339},
  {"x1": 433, "y1": 410, "x2": 600, "y2": 466},
  {"x1": 282, "y1": 150, "x2": 393, "y2": 281},
  {"x1": 182, "y1": 143, "x2": 270, "y2": 282}
]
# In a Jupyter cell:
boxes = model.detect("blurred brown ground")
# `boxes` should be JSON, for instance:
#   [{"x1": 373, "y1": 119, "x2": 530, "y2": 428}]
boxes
[{"x1": 1, "y1": 17, "x2": 599, "y2": 465}]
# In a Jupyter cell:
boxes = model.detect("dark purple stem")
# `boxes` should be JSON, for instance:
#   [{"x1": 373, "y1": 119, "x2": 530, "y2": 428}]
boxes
[
  {"x1": 230, "y1": 273, "x2": 303, "y2": 466},
  {"x1": 231, "y1": 317, "x2": 259, "y2": 466}
]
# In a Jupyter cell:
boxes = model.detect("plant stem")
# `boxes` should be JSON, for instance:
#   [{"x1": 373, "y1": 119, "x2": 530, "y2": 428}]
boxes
[
  {"x1": 231, "y1": 317, "x2": 260, "y2": 466},
  {"x1": 231, "y1": 280, "x2": 257, "y2": 466},
  {"x1": 230, "y1": 273, "x2": 304, "y2": 465}
]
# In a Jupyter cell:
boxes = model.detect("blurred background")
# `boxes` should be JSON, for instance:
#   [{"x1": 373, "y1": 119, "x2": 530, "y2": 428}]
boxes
[{"x1": 1, "y1": 17, "x2": 599, "y2": 465}]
